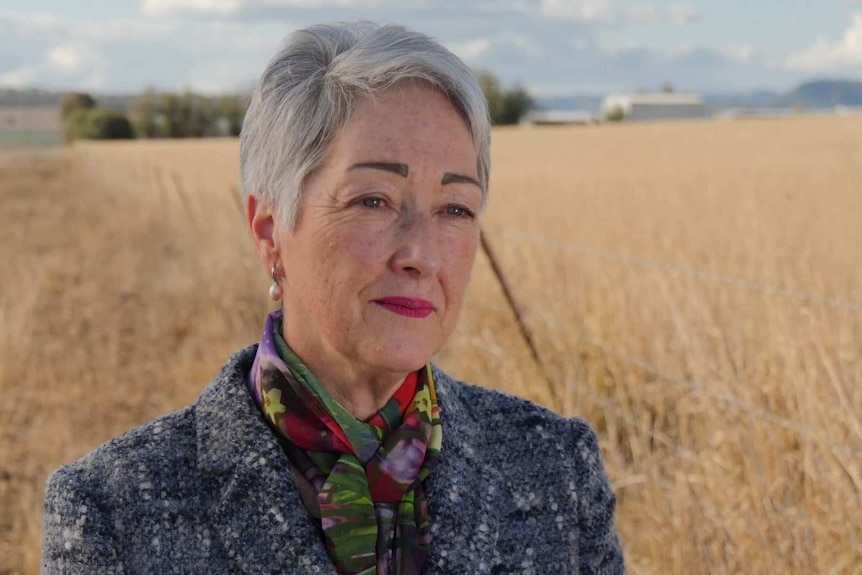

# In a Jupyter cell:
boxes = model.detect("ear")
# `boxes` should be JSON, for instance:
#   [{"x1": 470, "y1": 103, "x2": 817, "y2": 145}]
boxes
[{"x1": 247, "y1": 195, "x2": 279, "y2": 269}]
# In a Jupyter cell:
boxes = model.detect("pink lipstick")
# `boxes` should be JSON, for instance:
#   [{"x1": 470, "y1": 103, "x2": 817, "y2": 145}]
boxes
[{"x1": 374, "y1": 297, "x2": 435, "y2": 319}]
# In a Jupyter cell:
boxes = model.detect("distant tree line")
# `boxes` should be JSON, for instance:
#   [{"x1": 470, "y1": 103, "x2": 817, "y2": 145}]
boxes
[
  {"x1": 62, "y1": 93, "x2": 134, "y2": 141},
  {"x1": 61, "y1": 90, "x2": 248, "y2": 142},
  {"x1": 60, "y1": 70, "x2": 533, "y2": 142},
  {"x1": 130, "y1": 90, "x2": 246, "y2": 138}
]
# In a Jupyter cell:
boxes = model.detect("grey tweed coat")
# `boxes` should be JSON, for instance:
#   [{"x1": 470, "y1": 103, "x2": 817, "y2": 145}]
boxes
[{"x1": 42, "y1": 345, "x2": 624, "y2": 574}]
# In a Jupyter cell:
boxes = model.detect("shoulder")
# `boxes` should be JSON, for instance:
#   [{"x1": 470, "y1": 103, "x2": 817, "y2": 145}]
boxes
[
  {"x1": 42, "y1": 345, "x2": 261, "y2": 572},
  {"x1": 432, "y1": 365, "x2": 593, "y2": 441},
  {"x1": 42, "y1": 405, "x2": 200, "y2": 572},
  {"x1": 45, "y1": 404, "x2": 198, "y2": 512},
  {"x1": 431, "y1": 366, "x2": 624, "y2": 572},
  {"x1": 432, "y1": 365, "x2": 602, "y2": 469},
  {"x1": 45, "y1": 344, "x2": 259, "y2": 509}
]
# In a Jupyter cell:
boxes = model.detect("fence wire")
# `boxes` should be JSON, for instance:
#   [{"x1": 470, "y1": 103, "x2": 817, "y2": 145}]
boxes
[
  {"x1": 468, "y1": 299, "x2": 862, "y2": 459},
  {"x1": 502, "y1": 229, "x2": 862, "y2": 314}
]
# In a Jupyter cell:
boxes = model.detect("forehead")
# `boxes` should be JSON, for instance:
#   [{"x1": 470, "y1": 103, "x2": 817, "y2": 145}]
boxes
[{"x1": 328, "y1": 84, "x2": 476, "y2": 167}]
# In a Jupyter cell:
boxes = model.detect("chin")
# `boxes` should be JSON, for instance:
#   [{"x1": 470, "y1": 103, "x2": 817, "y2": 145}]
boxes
[{"x1": 369, "y1": 337, "x2": 442, "y2": 373}]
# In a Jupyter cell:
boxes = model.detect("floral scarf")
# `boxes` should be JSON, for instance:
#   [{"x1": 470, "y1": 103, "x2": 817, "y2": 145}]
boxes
[{"x1": 247, "y1": 310, "x2": 442, "y2": 575}]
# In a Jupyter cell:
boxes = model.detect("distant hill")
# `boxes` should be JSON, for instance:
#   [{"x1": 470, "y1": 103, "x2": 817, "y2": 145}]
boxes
[
  {"x1": 0, "y1": 88, "x2": 134, "y2": 111},
  {"x1": 779, "y1": 79, "x2": 862, "y2": 108},
  {"x1": 534, "y1": 79, "x2": 862, "y2": 113},
  {"x1": 4, "y1": 78, "x2": 862, "y2": 115},
  {"x1": 0, "y1": 88, "x2": 63, "y2": 107},
  {"x1": 537, "y1": 91, "x2": 790, "y2": 113},
  {"x1": 702, "y1": 90, "x2": 781, "y2": 110}
]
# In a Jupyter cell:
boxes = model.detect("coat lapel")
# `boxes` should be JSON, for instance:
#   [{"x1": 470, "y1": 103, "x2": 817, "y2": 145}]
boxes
[
  {"x1": 423, "y1": 366, "x2": 506, "y2": 575},
  {"x1": 195, "y1": 348, "x2": 510, "y2": 574},
  {"x1": 196, "y1": 345, "x2": 337, "y2": 575}
]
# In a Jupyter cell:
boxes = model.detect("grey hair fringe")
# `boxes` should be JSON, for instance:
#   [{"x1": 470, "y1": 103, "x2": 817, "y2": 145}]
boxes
[{"x1": 240, "y1": 20, "x2": 491, "y2": 229}]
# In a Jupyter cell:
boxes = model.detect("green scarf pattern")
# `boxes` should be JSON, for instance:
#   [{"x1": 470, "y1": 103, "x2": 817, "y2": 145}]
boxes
[{"x1": 248, "y1": 310, "x2": 442, "y2": 574}]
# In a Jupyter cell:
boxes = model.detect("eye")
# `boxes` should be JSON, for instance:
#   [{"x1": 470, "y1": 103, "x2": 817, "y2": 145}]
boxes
[
  {"x1": 445, "y1": 205, "x2": 474, "y2": 218},
  {"x1": 360, "y1": 197, "x2": 383, "y2": 209}
]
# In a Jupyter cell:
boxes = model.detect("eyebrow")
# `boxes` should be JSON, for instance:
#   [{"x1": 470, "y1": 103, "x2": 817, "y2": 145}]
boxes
[
  {"x1": 441, "y1": 172, "x2": 481, "y2": 189},
  {"x1": 348, "y1": 161, "x2": 482, "y2": 189},
  {"x1": 349, "y1": 161, "x2": 409, "y2": 178}
]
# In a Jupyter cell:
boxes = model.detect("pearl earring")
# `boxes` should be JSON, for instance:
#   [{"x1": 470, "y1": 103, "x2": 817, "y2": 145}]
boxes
[{"x1": 269, "y1": 264, "x2": 283, "y2": 301}]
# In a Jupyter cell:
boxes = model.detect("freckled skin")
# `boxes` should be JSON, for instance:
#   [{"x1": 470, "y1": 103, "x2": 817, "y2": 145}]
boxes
[{"x1": 253, "y1": 83, "x2": 482, "y2": 418}]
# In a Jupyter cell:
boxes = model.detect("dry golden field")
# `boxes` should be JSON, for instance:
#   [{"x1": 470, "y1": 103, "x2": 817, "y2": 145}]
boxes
[{"x1": 2, "y1": 113, "x2": 861, "y2": 574}]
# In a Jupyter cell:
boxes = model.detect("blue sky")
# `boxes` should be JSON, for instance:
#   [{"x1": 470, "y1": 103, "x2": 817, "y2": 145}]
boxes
[{"x1": 2, "y1": 0, "x2": 861, "y2": 96}]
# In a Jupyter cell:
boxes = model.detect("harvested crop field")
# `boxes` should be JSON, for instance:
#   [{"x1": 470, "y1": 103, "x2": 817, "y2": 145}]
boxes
[{"x1": 2, "y1": 113, "x2": 861, "y2": 574}]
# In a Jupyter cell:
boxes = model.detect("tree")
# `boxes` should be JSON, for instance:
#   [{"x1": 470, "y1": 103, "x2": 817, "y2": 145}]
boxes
[
  {"x1": 475, "y1": 70, "x2": 503, "y2": 124},
  {"x1": 64, "y1": 108, "x2": 135, "y2": 142},
  {"x1": 150, "y1": 91, "x2": 214, "y2": 138},
  {"x1": 131, "y1": 90, "x2": 246, "y2": 138},
  {"x1": 498, "y1": 84, "x2": 533, "y2": 125},
  {"x1": 158, "y1": 93, "x2": 185, "y2": 138},
  {"x1": 131, "y1": 88, "x2": 162, "y2": 138},
  {"x1": 604, "y1": 106, "x2": 625, "y2": 122},
  {"x1": 215, "y1": 95, "x2": 247, "y2": 136},
  {"x1": 661, "y1": 82, "x2": 675, "y2": 94},
  {"x1": 60, "y1": 92, "x2": 96, "y2": 119},
  {"x1": 180, "y1": 90, "x2": 212, "y2": 138},
  {"x1": 474, "y1": 70, "x2": 534, "y2": 125}
]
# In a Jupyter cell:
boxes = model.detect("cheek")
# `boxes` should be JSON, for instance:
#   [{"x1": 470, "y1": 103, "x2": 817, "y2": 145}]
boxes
[
  {"x1": 315, "y1": 226, "x2": 392, "y2": 287},
  {"x1": 338, "y1": 228, "x2": 386, "y2": 256},
  {"x1": 441, "y1": 232, "x2": 480, "y2": 299}
]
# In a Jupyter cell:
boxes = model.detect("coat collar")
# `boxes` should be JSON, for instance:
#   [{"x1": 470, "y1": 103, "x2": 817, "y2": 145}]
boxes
[
  {"x1": 196, "y1": 345, "x2": 337, "y2": 575},
  {"x1": 195, "y1": 345, "x2": 507, "y2": 574},
  {"x1": 424, "y1": 365, "x2": 505, "y2": 574}
]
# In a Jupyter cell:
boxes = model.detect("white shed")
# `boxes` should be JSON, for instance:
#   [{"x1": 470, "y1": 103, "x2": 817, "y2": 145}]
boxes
[
  {"x1": 601, "y1": 93, "x2": 708, "y2": 122},
  {"x1": 521, "y1": 109, "x2": 597, "y2": 126}
]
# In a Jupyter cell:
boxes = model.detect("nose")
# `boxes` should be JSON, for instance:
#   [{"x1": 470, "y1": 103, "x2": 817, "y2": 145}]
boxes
[{"x1": 390, "y1": 211, "x2": 441, "y2": 278}]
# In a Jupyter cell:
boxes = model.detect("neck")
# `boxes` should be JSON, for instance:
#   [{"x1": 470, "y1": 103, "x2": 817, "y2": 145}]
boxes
[
  {"x1": 280, "y1": 332, "x2": 410, "y2": 422},
  {"x1": 318, "y1": 371, "x2": 407, "y2": 421},
  {"x1": 276, "y1": 306, "x2": 421, "y2": 420}
]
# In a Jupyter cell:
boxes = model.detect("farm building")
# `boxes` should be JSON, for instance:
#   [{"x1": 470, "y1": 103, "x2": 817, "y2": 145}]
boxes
[
  {"x1": 601, "y1": 93, "x2": 709, "y2": 122},
  {"x1": 520, "y1": 109, "x2": 597, "y2": 126}
]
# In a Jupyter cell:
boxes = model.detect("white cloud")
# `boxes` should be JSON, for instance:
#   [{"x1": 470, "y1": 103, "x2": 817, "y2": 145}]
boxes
[
  {"x1": 1, "y1": 10, "x2": 185, "y2": 43},
  {"x1": 447, "y1": 34, "x2": 544, "y2": 66},
  {"x1": 1, "y1": 42, "x2": 107, "y2": 90},
  {"x1": 654, "y1": 45, "x2": 696, "y2": 60},
  {"x1": 448, "y1": 38, "x2": 493, "y2": 61},
  {"x1": 0, "y1": 9, "x2": 66, "y2": 33},
  {"x1": 718, "y1": 45, "x2": 754, "y2": 63},
  {"x1": 539, "y1": 0, "x2": 613, "y2": 22},
  {"x1": 537, "y1": 0, "x2": 699, "y2": 24},
  {"x1": 0, "y1": 3, "x2": 797, "y2": 96},
  {"x1": 784, "y1": 11, "x2": 862, "y2": 71},
  {"x1": 512, "y1": 35, "x2": 544, "y2": 59},
  {"x1": 0, "y1": 10, "x2": 284, "y2": 93},
  {"x1": 0, "y1": 68, "x2": 36, "y2": 88},
  {"x1": 141, "y1": 0, "x2": 244, "y2": 17},
  {"x1": 595, "y1": 38, "x2": 754, "y2": 65},
  {"x1": 261, "y1": 0, "x2": 389, "y2": 5},
  {"x1": 667, "y1": 3, "x2": 700, "y2": 24},
  {"x1": 48, "y1": 46, "x2": 86, "y2": 73},
  {"x1": 622, "y1": 5, "x2": 659, "y2": 23}
]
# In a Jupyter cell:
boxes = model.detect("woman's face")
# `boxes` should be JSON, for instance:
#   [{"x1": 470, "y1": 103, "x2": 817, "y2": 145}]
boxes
[{"x1": 275, "y1": 83, "x2": 482, "y2": 381}]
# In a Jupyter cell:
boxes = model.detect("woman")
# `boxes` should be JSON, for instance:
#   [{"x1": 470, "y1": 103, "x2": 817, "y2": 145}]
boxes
[{"x1": 42, "y1": 21, "x2": 624, "y2": 574}]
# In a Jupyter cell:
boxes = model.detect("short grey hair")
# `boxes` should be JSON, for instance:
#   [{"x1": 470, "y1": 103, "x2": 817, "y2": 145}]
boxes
[{"x1": 240, "y1": 20, "x2": 491, "y2": 229}]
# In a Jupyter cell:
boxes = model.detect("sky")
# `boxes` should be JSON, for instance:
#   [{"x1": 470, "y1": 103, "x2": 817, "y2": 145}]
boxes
[{"x1": 1, "y1": 0, "x2": 862, "y2": 97}]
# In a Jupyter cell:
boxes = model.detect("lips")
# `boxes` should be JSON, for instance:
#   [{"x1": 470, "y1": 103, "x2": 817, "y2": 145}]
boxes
[{"x1": 373, "y1": 296, "x2": 436, "y2": 319}]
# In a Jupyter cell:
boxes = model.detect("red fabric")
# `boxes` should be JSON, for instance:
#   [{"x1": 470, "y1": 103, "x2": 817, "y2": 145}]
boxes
[
  {"x1": 286, "y1": 371, "x2": 420, "y2": 456},
  {"x1": 368, "y1": 371, "x2": 418, "y2": 429}
]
